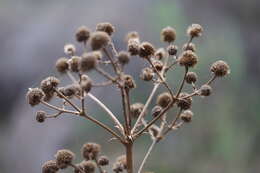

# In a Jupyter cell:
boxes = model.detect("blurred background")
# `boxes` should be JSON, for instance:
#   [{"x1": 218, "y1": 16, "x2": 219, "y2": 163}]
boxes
[{"x1": 0, "y1": 0, "x2": 259, "y2": 172}]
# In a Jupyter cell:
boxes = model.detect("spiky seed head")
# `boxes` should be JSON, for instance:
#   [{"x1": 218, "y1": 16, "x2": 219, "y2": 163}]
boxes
[
  {"x1": 42, "y1": 160, "x2": 59, "y2": 173},
  {"x1": 152, "y1": 60, "x2": 163, "y2": 72},
  {"x1": 200, "y1": 84, "x2": 212, "y2": 96},
  {"x1": 74, "y1": 163, "x2": 84, "y2": 173},
  {"x1": 179, "y1": 50, "x2": 198, "y2": 67},
  {"x1": 113, "y1": 162, "x2": 124, "y2": 173},
  {"x1": 125, "y1": 31, "x2": 139, "y2": 42},
  {"x1": 123, "y1": 75, "x2": 136, "y2": 89},
  {"x1": 177, "y1": 92, "x2": 192, "y2": 110},
  {"x1": 96, "y1": 22, "x2": 115, "y2": 36},
  {"x1": 26, "y1": 88, "x2": 44, "y2": 106},
  {"x1": 127, "y1": 39, "x2": 139, "y2": 56},
  {"x1": 157, "y1": 92, "x2": 172, "y2": 108},
  {"x1": 92, "y1": 51, "x2": 103, "y2": 60},
  {"x1": 180, "y1": 110, "x2": 194, "y2": 122},
  {"x1": 55, "y1": 149, "x2": 75, "y2": 169},
  {"x1": 151, "y1": 105, "x2": 162, "y2": 117},
  {"x1": 76, "y1": 26, "x2": 91, "y2": 43},
  {"x1": 155, "y1": 48, "x2": 166, "y2": 60},
  {"x1": 117, "y1": 51, "x2": 130, "y2": 65},
  {"x1": 80, "y1": 53, "x2": 98, "y2": 72},
  {"x1": 187, "y1": 24, "x2": 203, "y2": 37},
  {"x1": 210, "y1": 60, "x2": 230, "y2": 77},
  {"x1": 161, "y1": 26, "x2": 176, "y2": 43},
  {"x1": 182, "y1": 43, "x2": 196, "y2": 52},
  {"x1": 40, "y1": 76, "x2": 60, "y2": 94},
  {"x1": 68, "y1": 56, "x2": 81, "y2": 72},
  {"x1": 130, "y1": 103, "x2": 145, "y2": 119},
  {"x1": 139, "y1": 42, "x2": 155, "y2": 58},
  {"x1": 140, "y1": 67, "x2": 154, "y2": 81},
  {"x1": 64, "y1": 44, "x2": 76, "y2": 56},
  {"x1": 80, "y1": 75, "x2": 92, "y2": 93},
  {"x1": 185, "y1": 72, "x2": 198, "y2": 84},
  {"x1": 81, "y1": 142, "x2": 101, "y2": 160},
  {"x1": 90, "y1": 31, "x2": 110, "y2": 50},
  {"x1": 81, "y1": 160, "x2": 96, "y2": 173},
  {"x1": 167, "y1": 45, "x2": 178, "y2": 56},
  {"x1": 36, "y1": 111, "x2": 46, "y2": 123},
  {"x1": 60, "y1": 84, "x2": 81, "y2": 98},
  {"x1": 56, "y1": 57, "x2": 69, "y2": 73},
  {"x1": 98, "y1": 156, "x2": 109, "y2": 166}
]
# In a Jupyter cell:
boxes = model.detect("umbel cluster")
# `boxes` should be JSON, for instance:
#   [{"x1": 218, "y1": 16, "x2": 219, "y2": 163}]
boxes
[{"x1": 26, "y1": 22, "x2": 230, "y2": 173}]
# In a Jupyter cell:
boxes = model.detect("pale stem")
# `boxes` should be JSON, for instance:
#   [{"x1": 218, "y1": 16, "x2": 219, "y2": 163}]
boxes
[{"x1": 40, "y1": 100, "x2": 79, "y2": 115}]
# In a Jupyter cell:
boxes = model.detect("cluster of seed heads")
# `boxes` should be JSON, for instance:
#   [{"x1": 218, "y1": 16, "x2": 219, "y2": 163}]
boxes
[{"x1": 26, "y1": 22, "x2": 230, "y2": 173}]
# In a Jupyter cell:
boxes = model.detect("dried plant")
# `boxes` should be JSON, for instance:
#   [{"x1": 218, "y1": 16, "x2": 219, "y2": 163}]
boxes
[{"x1": 26, "y1": 22, "x2": 230, "y2": 173}]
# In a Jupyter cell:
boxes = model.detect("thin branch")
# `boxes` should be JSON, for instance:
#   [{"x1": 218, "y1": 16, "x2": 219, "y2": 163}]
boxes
[
  {"x1": 206, "y1": 75, "x2": 217, "y2": 85},
  {"x1": 69, "y1": 163, "x2": 84, "y2": 173},
  {"x1": 92, "y1": 81, "x2": 113, "y2": 87},
  {"x1": 120, "y1": 88, "x2": 130, "y2": 135},
  {"x1": 176, "y1": 66, "x2": 188, "y2": 97},
  {"x1": 79, "y1": 73, "x2": 85, "y2": 114},
  {"x1": 103, "y1": 47, "x2": 120, "y2": 75},
  {"x1": 40, "y1": 100, "x2": 79, "y2": 115},
  {"x1": 161, "y1": 108, "x2": 182, "y2": 137},
  {"x1": 95, "y1": 67, "x2": 118, "y2": 83}
]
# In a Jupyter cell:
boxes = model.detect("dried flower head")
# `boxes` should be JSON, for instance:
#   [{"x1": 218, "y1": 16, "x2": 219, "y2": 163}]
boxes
[
  {"x1": 90, "y1": 31, "x2": 110, "y2": 50},
  {"x1": 117, "y1": 51, "x2": 130, "y2": 65},
  {"x1": 151, "y1": 105, "x2": 162, "y2": 117},
  {"x1": 167, "y1": 45, "x2": 178, "y2": 56},
  {"x1": 81, "y1": 160, "x2": 96, "y2": 173},
  {"x1": 68, "y1": 56, "x2": 81, "y2": 72},
  {"x1": 81, "y1": 142, "x2": 101, "y2": 160},
  {"x1": 80, "y1": 52, "x2": 98, "y2": 71},
  {"x1": 161, "y1": 26, "x2": 176, "y2": 43},
  {"x1": 127, "y1": 39, "x2": 139, "y2": 56},
  {"x1": 140, "y1": 67, "x2": 154, "y2": 81},
  {"x1": 59, "y1": 84, "x2": 80, "y2": 98},
  {"x1": 210, "y1": 60, "x2": 230, "y2": 77},
  {"x1": 185, "y1": 72, "x2": 198, "y2": 84},
  {"x1": 152, "y1": 60, "x2": 163, "y2": 72},
  {"x1": 200, "y1": 84, "x2": 212, "y2": 96},
  {"x1": 113, "y1": 162, "x2": 124, "y2": 173},
  {"x1": 157, "y1": 92, "x2": 172, "y2": 108},
  {"x1": 126, "y1": 31, "x2": 139, "y2": 42},
  {"x1": 42, "y1": 160, "x2": 59, "y2": 173},
  {"x1": 74, "y1": 163, "x2": 84, "y2": 173},
  {"x1": 182, "y1": 43, "x2": 196, "y2": 52},
  {"x1": 116, "y1": 155, "x2": 127, "y2": 169},
  {"x1": 76, "y1": 26, "x2": 91, "y2": 43},
  {"x1": 130, "y1": 103, "x2": 145, "y2": 119},
  {"x1": 96, "y1": 22, "x2": 115, "y2": 36},
  {"x1": 177, "y1": 92, "x2": 192, "y2": 110},
  {"x1": 56, "y1": 57, "x2": 69, "y2": 73},
  {"x1": 26, "y1": 88, "x2": 44, "y2": 106},
  {"x1": 92, "y1": 51, "x2": 103, "y2": 61},
  {"x1": 123, "y1": 75, "x2": 136, "y2": 89},
  {"x1": 55, "y1": 149, "x2": 75, "y2": 169},
  {"x1": 179, "y1": 50, "x2": 198, "y2": 67},
  {"x1": 139, "y1": 42, "x2": 155, "y2": 58},
  {"x1": 98, "y1": 155, "x2": 109, "y2": 166},
  {"x1": 187, "y1": 24, "x2": 203, "y2": 37},
  {"x1": 40, "y1": 76, "x2": 60, "y2": 95},
  {"x1": 155, "y1": 48, "x2": 166, "y2": 60},
  {"x1": 64, "y1": 44, "x2": 76, "y2": 56},
  {"x1": 36, "y1": 110, "x2": 46, "y2": 123},
  {"x1": 80, "y1": 75, "x2": 92, "y2": 93},
  {"x1": 180, "y1": 110, "x2": 193, "y2": 123}
]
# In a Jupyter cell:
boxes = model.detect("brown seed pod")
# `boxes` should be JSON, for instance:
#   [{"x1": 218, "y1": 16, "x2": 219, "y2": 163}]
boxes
[
  {"x1": 155, "y1": 48, "x2": 166, "y2": 60},
  {"x1": 26, "y1": 88, "x2": 44, "y2": 106},
  {"x1": 125, "y1": 31, "x2": 139, "y2": 42},
  {"x1": 40, "y1": 76, "x2": 60, "y2": 95},
  {"x1": 161, "y1": 26, "x2": 176, "y2": 43},
  {"x1": 90, "y1": 31, "x2": 110, "y2": 50},
  {"x1": 64, "y1": 44, "x2": 76, "y2": 56},
  {"x1": 75, "y1": 26, "x2": 91, "y2": 43},
  {"x1": 130, "y1": 103, "x2": 145, "y2": 119},
  {"x1": 81, "y1": 160, "x2": 96, "y2": 173},
  {"x1": 81, "y1": 142, "x2": 101, "y2": 160},
  {"x1": 151, "y1": 105, "x2": 162, "y2": 117},
  {"x1": 42, "y1": 160, "x2": 59, "y2": 173},
  {"x1": 152, "y1": 60, "x2": 163, "y2": 72},
  {"x1": 98, "y1": 155, "x2": 109, "y2": 166},
  {"x1": 182, "y1": 43, "x2": 196, "y2": 52},
  {"x1": 167, "y1": 45, "x2": 178, "y2": 56},
  {"x1": 80, "y1": 75, "x2": 92, "y2": 93},
  {"x1": 123, "y1": 75, "x2": 136, "y2": 89},
  {"x1": 180, "y1": 110, "x2": 193, "y2": 123},
  {"x1": 68, "y1": 56, "x2": 81, "y2": 72},
  {"x1": 140, "y1": 67, "x2": 154, "y2": 81},
  {"x1": 177, "y1": 92, "x2": 192, "y2": 110},
  {"x1": 36, "y1": 110, "x2": 46, "y2": 123},
  {"x1": 127, "y1": 39, "x2": 139, "y2": 56},
  {"x1": 74, "y1": 163, "x2": 84, "y2": 173},
  {"x1": 187, "y1": 24, "x2": 203, "y2": 37},
  {"x1": 185, "y1": 72, "x2": 198, "y2": 84},
  {"x1": 200, "y1": 84, "x2": 212, "y2": 96},
  {"x1": 157, "y1": 92, "x2": 172, "y2": 108},
  {"x1": 139, "y1": 42, "x2": 155, "y2": 58},
  {"x1": 117, "y1": 51, "x2": 130, "y2": 65},
  {"x1": 55, "y1": 149, "x2": 75, "y2": 169},
  {"x1": 56, "y1": 57, "x2": 69, "y2": 73},
  {"x1": 210, "y1": 60, "x2": 230, "y2": 77},
  {"x1": 179, "y1": 50, "x2": 198, "y2": 67},
  {"x1": 113, "y1": 162, "x2": 124, "y2": 173},
  {"x1": 80, "y1": 53, "x2": 98, "y2": 72},
  {"x1": 96, "y1": 22, "x2": 115, "y2": 36},
  {"x1": 116, "y1": 155, "x2": 127, "y2": 169}
]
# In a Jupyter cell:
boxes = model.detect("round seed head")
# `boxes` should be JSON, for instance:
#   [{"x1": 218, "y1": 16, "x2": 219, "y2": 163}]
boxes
[
  {"x1": 167, "y1": 45, "x2": 178, "y2": 56},
  {"x1": 130, "y1": 103, "x2": 145, "y2": 119},
  {"x1": 74, "y1": 163, "x2": 84, "y2": 173},
  {"x1": 151, "y1": 105, "x2": 162, "y2": 117},
  {"x1": 127, "y1": 39, "x2": 139, "y2": 56},
  {"x1": 157, "y1": 92, "x2": 172, "y2": 108},
  {"x1": 60, "y1": 84, "x2": 81, "y2": 98},
  {"x1": 92, "y1": 51, "x2": 103, "y2": 61},
  {"x1": 125, "y1": 31, "x2": 139, "y2": 42},
  {"x1": 96, "y1": 22, "x2": 115, "y2": 36},
  {"x1": 36, "y1": 110, "x2": 46, "y2": 123},
  {"x1": 55, "y1": 149, "x2": 75, "y2": 169},
  {"x1": 56, "y1": 57, "x2": 69, "y2": 73},
  {"x1": 81, "y1": 142, "x2": 101, "y2": 160},
  {"x1": 185, "y1": 72, "x2": 198, "y2": 84},
  {"x1": 80, "y1": 75, "x2": 92, "y2": 93},
  {"x1": 180, "y1": 110, "x2": 193, "y2": 123},
  {"x1": 90, "y1": 31, "x2": 110, "y2": 50},
  {"x1": 26, "y1": 88, "x2": 44, "y2": 106},
  {"x1": 98, "y1": 156, "x2": 109, "y2": 166},
  {"x1": 210, "y1": 60, "x2": 230, "y2": 77},
  {"x1": 179, "y1": 50, "x2": 198, "y2": 67},
  {"x1": 64, "y1": 44, "x2": 76, "y2": 56},
  {"x1": 80, "y1": 52, "x2": 98, "y2": 72},
  {"x1": 177, "y1": 92, "x2": 192, "y2": 110},
  {"x1": 40, "y1": 76, "x2": 60, "y2": 94},
  {"x1": 187, "y1": 24, "x2": 203, "y2": 37},
  {"x1": 116, "y1": 155, "x2": 127, "y2": 169},
  {"x1": 140, "y1": 67, "x2": 154, "y2": 81},
  {"x1": 123, "y1": 75, "x2": 136, "y2": 89},
  {"x1": 113, "y1": 162, "x2": 124, "y2": 173},
  {"x1": 155, "y1": 48, "x2": 166, "y2": 60},
  {"x1": 182, "y1": 43, "x2": 196, "y2": 52},
  {"x1": 42, "y1": 160, "x2": 59, "y2": 173},
  {"x1": 68, "y1": 56, "x2": 81, "y2": 72},
  {"x1": 161, "y1": 26, "x2": 176, "y2": 43},
  {"x1": 81, "y1": 160, "x2": 96, "y2": 173},
  {"x1": 76, "y1": 26, "x2": 91, "y2": 43},
  {"x1": 152, "y1": 60, "x2": 163, "y2": 72},
  {"x1": 117, "y1": 51, "x2": 130, "y2": 65},
  {"x1": 139, "y1": 42, "x2": 155, "y2": 58},
  {"x1": 200, "y1": 84, "x2": 212, "y2": 96}
]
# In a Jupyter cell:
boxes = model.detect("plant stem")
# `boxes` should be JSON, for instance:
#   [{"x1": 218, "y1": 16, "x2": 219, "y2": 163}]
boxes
[
  {"x1": 40, "y1": 100, "x2": 79, "y2": 115},
  {"x1": 125, "y1": 142, "x2": 134, "y2": 173}
]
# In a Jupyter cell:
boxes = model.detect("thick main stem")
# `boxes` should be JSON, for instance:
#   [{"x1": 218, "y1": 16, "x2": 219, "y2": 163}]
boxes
[{"x1": 126, "y1": 142, "x2": 134, "y2": 173}]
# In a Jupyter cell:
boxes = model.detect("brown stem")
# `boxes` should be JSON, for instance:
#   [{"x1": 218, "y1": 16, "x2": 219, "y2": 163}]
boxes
[
  {"x1": 79, "y1": 73, "x2": 85, "y2": 114},
  {"x1": 161, "y1": 108, "x2": 182, "y2": 137},
  {"x1": 121, "y1": 88, "x2": 130, "y2": 135},
  {"x1": 95, "y1": 67, "x2": 118, "y2": 83},
  {"x1": 103, "y1": 47, "x2": 120, "y2": 75},
  {"x1": 176, "y1": 66, "x2": 188, "y2": 97},
  {"x1": 69, "y1": 163, "x2": 84, "y2": 173},
  {"x1": 206, "y1": 75, "x2": 217, "y2": 85},
  {"x1": 40, "y1": 100, "x2": 79, "y2": 115},
  {"x1": 125, "y1": 142, "x2": 134, "y2": 173}
]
